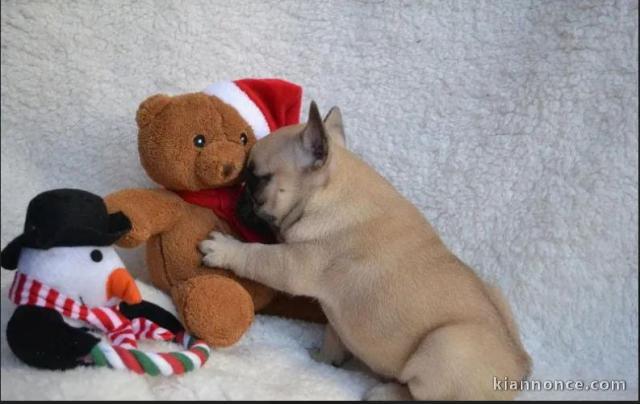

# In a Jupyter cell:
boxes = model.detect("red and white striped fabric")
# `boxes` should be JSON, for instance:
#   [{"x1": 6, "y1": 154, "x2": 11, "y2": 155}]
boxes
[
  {"x1": 8, "y1": 272, "x2": 174, "y2": 349},
  {"x1": 203, "y1": 78, "x2": 303, "y2": 139}
]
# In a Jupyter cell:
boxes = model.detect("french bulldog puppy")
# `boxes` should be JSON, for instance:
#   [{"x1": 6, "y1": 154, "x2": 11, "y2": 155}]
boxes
[{"x1": 199, "y1": 102, "x2": 531, "y2": 400}]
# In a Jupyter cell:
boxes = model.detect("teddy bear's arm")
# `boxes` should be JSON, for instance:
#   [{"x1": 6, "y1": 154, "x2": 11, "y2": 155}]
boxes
[{"x1": 104, "y1": 188, "x2": 187, "y2": 248}]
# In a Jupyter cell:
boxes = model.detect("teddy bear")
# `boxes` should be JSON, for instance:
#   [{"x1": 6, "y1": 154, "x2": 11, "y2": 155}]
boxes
[{"x1": 105, "y1": 79, "x2": 325, "y2": 348}]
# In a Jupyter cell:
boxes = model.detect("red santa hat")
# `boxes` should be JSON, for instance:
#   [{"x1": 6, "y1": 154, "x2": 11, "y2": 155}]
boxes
[{"x1": 203, "y1": 78, "x2": 302, "y2": 139}]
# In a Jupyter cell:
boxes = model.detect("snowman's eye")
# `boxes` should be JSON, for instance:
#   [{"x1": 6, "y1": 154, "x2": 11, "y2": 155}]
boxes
[{"x1": 90, "y1": 250, "x2": 103, "y2": 263}]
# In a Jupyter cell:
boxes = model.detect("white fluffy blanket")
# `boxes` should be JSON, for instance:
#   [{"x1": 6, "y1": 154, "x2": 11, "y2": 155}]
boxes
[{"x1": 1, "y1": 0, "x2": 637, "y2": 400}]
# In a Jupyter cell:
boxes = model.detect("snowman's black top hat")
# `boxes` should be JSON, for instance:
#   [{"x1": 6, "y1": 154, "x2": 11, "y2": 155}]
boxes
[{"x1": 1, "y1": 189, "x2": 131, "y2": 270}]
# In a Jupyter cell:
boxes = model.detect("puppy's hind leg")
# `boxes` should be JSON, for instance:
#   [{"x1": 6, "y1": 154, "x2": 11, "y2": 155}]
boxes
[
  {"x1": 311, "y1": 324, "x2": 352, "y2": 366},
  {"x1": 400, "y1": 322, "x2": 526, "y2": 400}
]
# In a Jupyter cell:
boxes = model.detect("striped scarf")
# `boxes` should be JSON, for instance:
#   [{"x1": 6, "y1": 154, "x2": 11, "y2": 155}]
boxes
[{"x1": 9, "y1": 272, "x2": 174, "y2": 349}]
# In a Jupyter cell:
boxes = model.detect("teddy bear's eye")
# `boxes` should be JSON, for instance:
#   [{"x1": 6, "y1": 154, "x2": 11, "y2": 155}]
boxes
[
  {"x1": 193, "y1": 134, "x2": 206, "y2": 148},
  {"x1": 90, "y1": 249, "x2": 103, "y2": 263},
  {"x1": 240, "y1": 132, "x2": 248, "y2": 145}
]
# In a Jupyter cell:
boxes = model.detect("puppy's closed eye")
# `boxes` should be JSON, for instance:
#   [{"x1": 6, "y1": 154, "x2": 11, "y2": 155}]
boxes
[{"x1": 246, "y1": 164, "x2": 272, "y2": 192}]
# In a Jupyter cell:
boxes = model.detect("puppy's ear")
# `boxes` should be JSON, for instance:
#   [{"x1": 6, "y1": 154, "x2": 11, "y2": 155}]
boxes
[
  {"x1": 136, "y1": 94, "x2": 171, "y2": 128},
  {"x1": 297, "y1": 101, "x2": 329, "y2": 170},
  {"x1": 323, "y1": 106, "x2": 346, "y2": 148}
]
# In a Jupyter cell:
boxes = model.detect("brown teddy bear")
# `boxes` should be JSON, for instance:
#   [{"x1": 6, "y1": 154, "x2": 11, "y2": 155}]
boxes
[{"x1": 105, "y1": 79, "x2": 325, "y2": 347}]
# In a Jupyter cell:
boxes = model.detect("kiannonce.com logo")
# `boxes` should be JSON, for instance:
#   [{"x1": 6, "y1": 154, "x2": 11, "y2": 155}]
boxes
[{"x1": 493, "y1": 377, "x2": 627, "y2": 392}]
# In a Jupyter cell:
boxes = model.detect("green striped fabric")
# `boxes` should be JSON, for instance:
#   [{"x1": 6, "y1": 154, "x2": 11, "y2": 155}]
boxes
[{"x1": 88, "y1": 331, "x2": 211, "y2": 376}]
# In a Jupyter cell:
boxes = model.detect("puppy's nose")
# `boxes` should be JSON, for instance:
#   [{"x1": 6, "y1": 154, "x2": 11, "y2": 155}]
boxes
[{"x1": 261, "y1": 213, "x2": 277, "y2": 224}]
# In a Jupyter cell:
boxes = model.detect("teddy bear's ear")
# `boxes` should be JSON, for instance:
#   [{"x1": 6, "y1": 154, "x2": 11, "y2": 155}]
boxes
[{"x1": 136, "y1": 94, "x2": 171, "y2": 128}]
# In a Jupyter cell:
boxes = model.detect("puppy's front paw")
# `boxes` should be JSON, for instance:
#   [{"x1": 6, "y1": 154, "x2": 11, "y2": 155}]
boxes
[
  {"x1": 310, "y1": 349, "x2": 342, "y2": 366},
  {"x1": 310, "y1": 346, "x2": 350, "y2": 367},
  {"x1": 198, "y1": 231, "x2": 242, "y2": 269}
]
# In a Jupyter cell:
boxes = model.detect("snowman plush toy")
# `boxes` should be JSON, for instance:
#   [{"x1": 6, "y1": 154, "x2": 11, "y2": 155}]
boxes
[{"x1": 1, "y1": 189, "x2": 210, "y2": 375}]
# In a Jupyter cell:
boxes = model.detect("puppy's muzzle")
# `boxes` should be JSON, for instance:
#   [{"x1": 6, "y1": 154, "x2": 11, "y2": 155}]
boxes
[{"x1": 237, "y1": 187, "x2": 276, "y2": 231}]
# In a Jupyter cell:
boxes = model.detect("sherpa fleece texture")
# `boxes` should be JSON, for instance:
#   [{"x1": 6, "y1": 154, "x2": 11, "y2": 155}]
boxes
[{"x1": 1, "y1": 0, "x2": 637, "y2": 400}]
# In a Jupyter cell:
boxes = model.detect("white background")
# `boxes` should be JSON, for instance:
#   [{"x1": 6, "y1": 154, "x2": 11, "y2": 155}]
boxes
[{"x1": 1, "y1": 0, "x2": 637, "y2": 400}]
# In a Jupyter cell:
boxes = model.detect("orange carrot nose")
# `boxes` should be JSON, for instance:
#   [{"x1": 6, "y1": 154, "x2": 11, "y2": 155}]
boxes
[{"x1": 107, "y1": 268, "x2": 142, "y2": 304}]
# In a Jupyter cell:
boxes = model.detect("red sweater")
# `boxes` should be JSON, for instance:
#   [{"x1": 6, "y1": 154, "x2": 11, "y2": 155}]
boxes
[{"x1": 176, "y1": 186, "x2": 272, "y2": 243}]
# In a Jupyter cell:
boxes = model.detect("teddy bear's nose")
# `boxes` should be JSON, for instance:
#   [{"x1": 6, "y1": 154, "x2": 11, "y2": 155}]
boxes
[{"x1": 222, "y1": 164, "x2": 235, "y2": 178}]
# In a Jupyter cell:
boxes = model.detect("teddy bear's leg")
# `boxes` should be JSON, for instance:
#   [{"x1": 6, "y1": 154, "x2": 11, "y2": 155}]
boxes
[
  {"x1": 171, "y1": 274, "x2": 254, "y2": 347},
  {"x1": 234, "y1": 278, "x2": 278, "y2": 312},
  {"x1": 191, "y1": 265, "x2": 277, "y2": 312}
]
